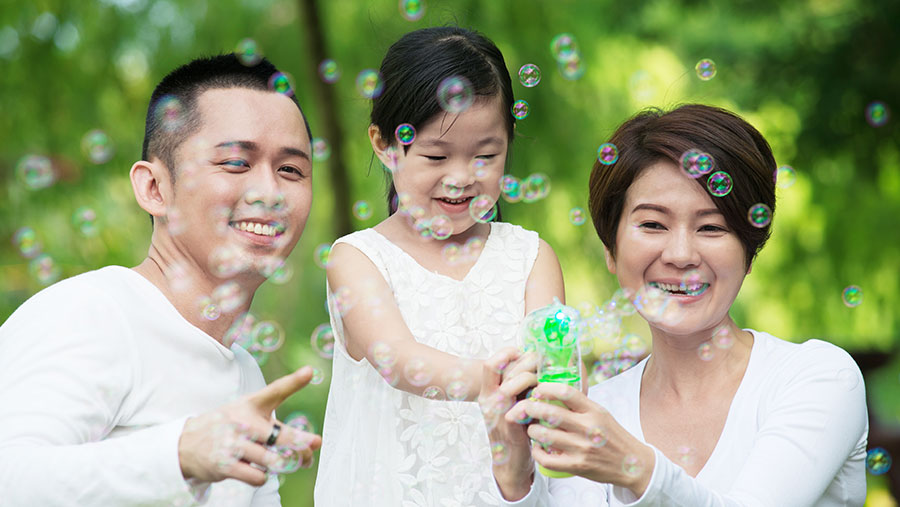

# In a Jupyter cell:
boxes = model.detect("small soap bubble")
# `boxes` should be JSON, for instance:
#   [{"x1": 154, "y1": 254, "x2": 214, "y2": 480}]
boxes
[
  {"x1": 597, "y1": 143, "x2": 619, "y2": 165},
  {"x1": 511, "y1": 99, "x2": 530, "y2": 120},
  {"x1": 706, "y1": 171, "x2": 733, "y2": 197},
  {"x1": 441, "y1": 243, "x2": 461, "y2": 264},
  {"x1": 491, "y1": 442, "x2": 510, "y2": 465},
  {"x1": 462, "y1": 236, "x2": 484, "y2": 260},
  {"x1": 72, "y1": 206, "x2": 99, "y2": 236},
  {"x1": 676, "y1": 445, "x2": 697, "y2": 466},
  {"x1": 429, "y1": 214, "x2": 453, "y2": 240},
  {"x1": 252, "y1": 321, "x2": 285, "y2": 352},
  {"x1": 559, "y1": 55, "x2": 585, "y2": 80},
  {"x1": 437, "y1": 76, "x2": 474, "y2": 114},
  {"x1": 499, "y1": 175, "x2": 523, "y2": 203},
  {"x1": 711, "y1": 326, "x2": 734, "y2": 349},
  {"x1": 522, "y1": 173, "x2": 551, "y2": 202},
  {"x1": 212, "y1": 281, "x2": 245, "y2": 313},
  {"x1": 314, "y1": 244, "x2": 332, "y2": 268},
  {"x1": 395, "y1": 123, "x2": 416, "y2": 145},
  {"x1": 200, "y1": 298, "x2": 221, "y2": 321},
  {"x1": 285, "y1": 412, "x2": 314, "y2": 433},
  {"x1": 587, "y1": 426, "x2": 608, "y2": 447},
  {"x1": 13, "y1": 227, "x2": 41, "y2": 258},
  {"x1": 82, "y1": 129, "x2": 114, "y2": 164},
  {"x1": 209, "y1": 244, "x2": 249, "y2": 278},
  {"x1": 267, "y1": 72, "x2": 294, "y2": 96},
  {"x1": 268, "y1": 446, "x2": 301, "y2": 474},
  {"x1": 422, "y1": 385, "x2": 446, "y2": 400},
  {"x1": 867, "y1": 448, "x2": 892, "y2": 475},
  {"x1": 311, "y1": 323, "x2": 335, "y2": 359},
  {"x1": 352, "y1": 200, "x2": 373, "y2": 220},
  {"x1": 370, "y1": 342, "x2": 396, "y2": 367},
  {"x1": 621, "y1": 333, "x2": 648, "y2": 357},
  {"x1": 310, "y1": 367, "x2": 325, "y2": 385},
  {"x1": 622, "y1": 454, "x2": 644, "y2": 476},
  {"x1": 866, "y1": 101, "x2": 890, "y2": 127},
  {"x1": 260, "y1": 257, "x2": 293, "y2": 284},
  {"x1": 549, "y1": 33, "x2": 579, "y2": 62},
  {"x1": 609, "y1": 288, "x2": 637, "y2": 316},
  {"x1": 399, "y1": 0, "x2": 425, "y2": 21},
  {"x1": 697, "y1": 341, "x2": 715, "y2": 361},
  {"x1": 225, "y1": 312, "x2": 256, "y2": 348},
  {"x1": 747, "y1": 203, "x2": 772, "y2": 228},
  {"x1": 312, "y1": 137, "x2": 331, "y2": 162},
  {"x1": 774, "y1": 165, "x2": 796, "y2": 189},
  {"x1": 695, "y1": 58, "x2": 717, "y2": 80},
  {"x1": 469, "y1": 194, "x2": 496, "y2": 223},
  {"x1": 403, "y1": 357, "x2": 433, "y2": 386},
  {"x1": 513, "y1": 409, "x2": 533, "y2": 425},
  {"x1": 518, "y1": 64, "x2": 541, "y2": 87},
  {"x1": 29, "y1": 253, "x2": 60, "y2": 285},
  {"x1": 471, "y1": 159, "x2": 488, "y2": 179},
  {"x1": 235, "y1": 38, "x2": 262, "y2": 66},
  {"x1": 356, "y1": 69, "x2": 383, "y2": 99},
  {"x1": 442, "y1": 178, "x2": 464, "y2": 199},
  {"x1": 318, "y1": 58, "x2": 340, "y2": 83},
  {"x1": 331, "y1": 286, "x2": 355, "y2": 316},
  {"x1": 154, "y1": 95, "x2": 186, "y2": 131},
  {"x1": 446, "y1": 379, "x2": 468, "y2": 401},
  {"x1": 680, "y1": 149, "x2": 714, "y2": 178},
  {"x1": 842, "y1": 285, "x2": 863, "y2": 307},
  {"x1": 16, "y1": 154, "x2": 55, "y2": 190},
  {"x1": 569, "y1": 207, "x2": 586, "y2": 225}
]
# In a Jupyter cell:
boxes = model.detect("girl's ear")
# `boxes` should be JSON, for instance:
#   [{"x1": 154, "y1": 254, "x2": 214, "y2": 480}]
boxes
[
  {"x1": 604, "y1": 246, "x2": 616, "y2": 275},
  {"x1": 368, "y1": 125, "x2": 397, "y2": 170}
]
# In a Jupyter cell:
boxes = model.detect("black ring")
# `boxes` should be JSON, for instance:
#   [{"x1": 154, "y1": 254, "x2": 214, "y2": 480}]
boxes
[{"x1": 265, "y1": 423, "x2": 281, "y2": 446}]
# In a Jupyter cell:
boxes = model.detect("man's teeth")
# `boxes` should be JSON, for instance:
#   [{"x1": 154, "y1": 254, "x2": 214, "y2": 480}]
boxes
[{"x1": 233, "y1": 221, "x2": 278, "y2": 237}]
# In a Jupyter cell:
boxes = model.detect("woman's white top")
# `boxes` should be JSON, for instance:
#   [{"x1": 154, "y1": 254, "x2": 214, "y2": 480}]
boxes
[
  {"x1": 315, "y1": 223, "x2": 540, "y2": 506},
  {"x1": 498, "y1": 329, "x2": 869, "y2": 506}
]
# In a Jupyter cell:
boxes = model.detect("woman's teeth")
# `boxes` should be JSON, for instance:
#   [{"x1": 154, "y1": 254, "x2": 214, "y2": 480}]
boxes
[
  {"x1": 649, "y1": 281, "x2": 709, "y2": 296},
  {"x1": 231, "y1": 221, "x2": 279, "y2": 237}
]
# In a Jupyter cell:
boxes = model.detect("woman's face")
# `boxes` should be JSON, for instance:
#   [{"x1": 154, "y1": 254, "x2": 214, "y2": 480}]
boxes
[{"x1": 607, "y1": 160, "x2": 749, "y2": 337}]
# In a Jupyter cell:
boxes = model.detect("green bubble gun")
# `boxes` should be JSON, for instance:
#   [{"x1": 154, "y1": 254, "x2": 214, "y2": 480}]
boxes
[{"x1": 520, "y1": 299, "x2": 582, "y2": 478}]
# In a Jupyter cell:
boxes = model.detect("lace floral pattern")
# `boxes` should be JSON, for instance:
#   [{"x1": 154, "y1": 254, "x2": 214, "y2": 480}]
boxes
[{"x1": 315, "y1": 223, "x2": 539, "y2": 506}]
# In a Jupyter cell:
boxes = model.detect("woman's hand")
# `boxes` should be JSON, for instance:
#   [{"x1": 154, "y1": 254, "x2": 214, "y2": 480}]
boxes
[
  {"x1": 509, "y1": 382, "x2": 656, "y2": 498},
  {"x1": 478, "y1": 347, "x2": 539, "y2": 501}
]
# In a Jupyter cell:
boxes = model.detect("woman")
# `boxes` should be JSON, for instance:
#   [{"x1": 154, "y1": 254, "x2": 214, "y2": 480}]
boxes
[{"x1": 480, "y1": 104, "x2": 868, "y2": 506}]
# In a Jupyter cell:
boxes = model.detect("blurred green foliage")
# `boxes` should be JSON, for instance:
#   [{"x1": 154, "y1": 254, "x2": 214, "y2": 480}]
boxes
[{"x1": 1, "y1": 0, "x2": 898, "y2": 504}]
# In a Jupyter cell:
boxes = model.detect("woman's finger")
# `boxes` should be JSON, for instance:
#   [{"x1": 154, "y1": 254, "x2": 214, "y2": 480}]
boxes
[
  {"x1": 509, "y1": 398, "x2": 581, "y2": 433},
  {"x1": 482, "y1": 347, "x2": 521, "y2": 394},
  {"x1": 503, "y1": 350, "x2": 538, "y2": 380},
  {"x1": 530, "y1": 382, "x2": 595, "y2": 413}
]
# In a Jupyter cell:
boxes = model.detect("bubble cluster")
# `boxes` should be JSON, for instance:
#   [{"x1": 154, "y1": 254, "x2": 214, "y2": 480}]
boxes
[
  {"x1": 774, "y1": 165, "x2": 796, "y2": 189},
  {"x1": 706, "y1": 171, "x2": 733, "y2": 197},
  {"x1": 29, "y1": 253, "x2": 60, "y2": 285},
  {"x1": 72, "y1": 206, "x2": 99, "y2": 236},
  {"x1": 13, "y1": 227, "x2": 41, "y2": 258},
  {"x1": 395, "y1": 123, "x2": 416, "y2": 145},
  {"x1": 511, "y1": 99, "x2": 530, "y2": 120},
  {"x1": 597, "y1": 143, "x2": 619, "y2": 165},
  {"x1": 695, "y1": 58, "x2": 717, "y2": 80},
  {"x1": 518, "y1": 64, "x2": 541, "y2": 87},
  {"x1": 569, "y1": 207, "x2": 586, "y2": 226},
  {"x1": 842, "y1": 285, "x2": 862, "y2": 307},
  {"x1": 82, "y1": 129, "x2": 114, "y2": 164},
  {"x1": 499, "y1": 175, "x2": 523, "y2": 203},
  {"x1": 437, "y1": 76, "x2": 474, "y2": 114},
  {"x1": 522, "y1": 173, "x2": 551, "y2": 202},
  {"x1": 318, "y1": 59, "x2": 340, "y2": 83},
  {"x1": 356, "y1": 69, "x2": 383, "y2": 99},
  {"x1": 16, "y1": 154, "x2": 55, "y2": 190},
  {"x1": 867, "y1": 448, "x2": 892, "y2": 475},
  {"x1": 268, "y1": 72, "x2": 294, "y2": 96},
  {"x1": 747, "y1": 203, "x2": 772, "y2": 228},
  {"x1": 866, "y1": 101, "x2": 890, "y2": 127},
  {"x1": 235, "y1": 38, "x2": 262, "y2": 66},
  {"x1": 680, "y1": 150, "x2": 714, "y2": 178},
  {"x1": 314, "y1": 244, "x2": 332, "y2": 268},
  {"x1": 154, "y1": 95, "x2": 186, "y2": 131},
  {"x1": 352, "y1": 200, "x2": 373, "y2": 220},
  {"x1": 469, "y1": 194, "x2": 496, "y2": 223},
  {"x1": 398, "y1": 0, "x2": 425, "y2": 21},
  {"x1": 312, "y1": 138, "x2": 331, "y2": 162}
]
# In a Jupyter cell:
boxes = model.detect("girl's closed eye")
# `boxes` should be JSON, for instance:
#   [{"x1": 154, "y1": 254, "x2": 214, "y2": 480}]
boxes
[{"x1": 422, "y1": 155, "x2": 446, "y2": 161}]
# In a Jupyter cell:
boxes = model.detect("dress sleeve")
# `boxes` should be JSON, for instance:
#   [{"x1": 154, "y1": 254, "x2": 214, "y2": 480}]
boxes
[
  {"x1": 0, "y1": 289, "x2": 201, "y2": 506},
  {"x1": 618, "y1": 343, "x2": 868, "y2": 507}
]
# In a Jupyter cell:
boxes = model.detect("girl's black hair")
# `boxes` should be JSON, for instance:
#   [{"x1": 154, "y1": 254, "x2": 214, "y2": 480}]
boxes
[{"x1": 371, "y1": 26, "x2": 515, "y2": 218}]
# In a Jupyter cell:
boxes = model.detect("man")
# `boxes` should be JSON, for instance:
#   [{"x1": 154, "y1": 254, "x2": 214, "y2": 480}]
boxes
[{"x1": 0, "y1": 54, "x2": 321, "y2": 505}]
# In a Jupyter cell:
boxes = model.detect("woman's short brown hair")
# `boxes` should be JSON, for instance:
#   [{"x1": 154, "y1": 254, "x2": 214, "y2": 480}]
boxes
[{"x1": 588, "y1": 104, "x2": 777, "y2": 269}]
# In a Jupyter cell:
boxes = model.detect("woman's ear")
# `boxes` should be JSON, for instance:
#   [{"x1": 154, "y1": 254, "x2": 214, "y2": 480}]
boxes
[
  {"x1": 368, "y1": 124, "x2": 399, "y2": 171},
  {"x1": 130, "y1": 159, "x2": 171, "y2": 220},
  {"x1": 604, "y1": 246, "x2": 616, "y2": 275}
]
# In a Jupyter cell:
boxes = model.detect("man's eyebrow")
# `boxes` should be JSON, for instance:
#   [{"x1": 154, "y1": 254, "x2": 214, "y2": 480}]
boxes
[
  {"x1": 214, "y1": 141, "x2": 310, "y2": 161},
  {"x1": 281, "y1": 146, "x2": 310, "y2": 161}
]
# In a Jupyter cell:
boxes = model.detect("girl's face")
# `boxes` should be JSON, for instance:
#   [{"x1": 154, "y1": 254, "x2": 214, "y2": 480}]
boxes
[
  {"x1": 607, "y1": 160, "x2": 749, "y2": 338},
  {"x1": 374, "y1": 97, "x2": 508, "y2": 239}
]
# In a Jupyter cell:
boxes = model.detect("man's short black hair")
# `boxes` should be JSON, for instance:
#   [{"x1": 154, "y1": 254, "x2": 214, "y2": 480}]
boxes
[{"x1": 141, "y1": 54, "x2": 312, "y2": 175}]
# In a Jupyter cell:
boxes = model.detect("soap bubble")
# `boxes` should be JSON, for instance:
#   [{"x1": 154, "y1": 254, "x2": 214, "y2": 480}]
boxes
[
  {"x1": 16, "y1": 154, "x2": 55, "y2": 190},
  {"x1": 252, "y1": 321, "x2": 285, "y2": 352},
  {"x1": 352, "y1": 200, "x2": 373, "y2": 220},
  {"x1": 422, "y1": 386, "x2": 446, "y2": 400},
  {"x1": 747, "y1": 203, "x2": 772, "y2": 228},
  {"x1": 518, "y1": 64, "x2": 541, "y2": 87},
  {"x1": 711, "y1": 326, "x2": 735, "y2": 349},
  {"x1": 622, "y1": 454, "x2": 644, "y2": 476},
  {"x1": 370, "y1": 342, "x2": 396, "y2": 367},
  {"x1": 356, "y1": 69, "x2": 383, "y2": 99},
  {"x1": 29, "y1": 253, "x2": 60, "y2": 285},
  {"x1": 706, "y1": 171, "x2": 733, "y2": 197},
  {"x1": 200, "y1": 298, "x2": 221, "y2": 321},
  {"x1": 437, "y1": 76, "x2": 474, "y2": 114},
  {"x1": 511, "y1": 99, "x2": 530, "y2": 120},
  {"x1": 680, "y1": 149, "x2": 714, "y2": 178},
  {"x1": 472, "y1": 159, "x2": 489, "y2": 180},
  {"x1": 154, "y1": 95, "x2": 186, "y2": 131},
  {"x1": 842, "y1": 285, "x2": 862, "y2": 307},
  {"x1": 569, "y1": 207, "x2": 586, "y2": 226},
  {"x1": 442, "y1": 178, "x2": 464, "y2": 198},
  {"x1": 82, "y1": 129, "x2": 114, "y2": 164},
  {"x1": 235, "y1": 38, "x2": 262, "y2": 66},
  {"x1": 446, "y1": 379, "x2": 468, "y2": 401},
  {"x1": 318, "y1": 59, "x2": 340, "y2": 83},
  {"x1": 549, "y1": 33, "x2": 578, "y2": 62},
  {"x1": 522, "y1": 173, "x2": 551, "y2": 202},
  {"x1": 312, "y1": 137, "x2": 331, "y2": 162},
  {"x1": 398, "y1": 0, "x2": 425, "y2": 21},
  {"x1": 310, "y1": 367, "x2": 325, "y2": 385},
  {"x1": 491, "y1": 442, "x2": 510, "y2": 465},
  {"x1": 587, "y1": 426, "x2": 608, "y2": 447},
  {"x1": 314, "y1": 244, "x2": 332, "y2": 268},
  {"x1": 867, "y1": 448, "x2": 892, "y2": 475},
  {"x1": 403, "y1": 357, "x2": 433, "y2": 386},
  {"x1": 72, "y1": 206, "x2": 99, "y2": 236},
  {"x1": 13, "y1": 227, "x2": 41, "y2": 258},
  {"x1": 774, "y1": 165, "x2": 796, "y2": 189},
  {"x1": 267, "y1": 72, "x2": 294, "y2": 96},
  {"x1": 441, "y1": 243, "x2": 461, "y2": 264},
  {"x1": 469, "y1": 194, "x2": 496, "y2": 223},
  {"x1": 311, "y1": 323, "x2": 335, "y2": 359},
  {"x1": 597, "y1": 143, "x2": 618, "y2": 165},
  {"x1": 865, "y1": 101, "x2": 890, "y2": 127},
  {"x1": 695, "y1": 59, "x2": 716, "y2": 80},
  {"x1": 395, "y1": 123, "x2": 416, "y2": 145},
  {"x1": 676, "y1": 445, "x2": 697, "y2": 466},
  {"x1": 559, "y1": 54, "x2": 585, "y2": 80},
  {"x1": 499, "y1": 175, "x2": 523, "y2": 203},
  {"x1": 697, "y1": 342, "x2": 715, "y2": 361},
  {"x1": 429, "y1": 215, "x2": 453, "y2": 240},
  {"x1": 209, "y1": 244, "x2": 250, "y2": 278}
]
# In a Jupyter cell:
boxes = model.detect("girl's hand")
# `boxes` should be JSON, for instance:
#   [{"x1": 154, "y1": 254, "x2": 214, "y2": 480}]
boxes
[
  {"x1": 478, "y1": 347, "x2": 538, "y2": 501},
  {"x1": 508, "y1": 382, "x2": 656, "y2": 498}
]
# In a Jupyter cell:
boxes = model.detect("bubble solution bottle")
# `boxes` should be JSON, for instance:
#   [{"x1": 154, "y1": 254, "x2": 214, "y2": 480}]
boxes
[{"x1": 521, "y1": 299, "x2": 582, "y2": 478}]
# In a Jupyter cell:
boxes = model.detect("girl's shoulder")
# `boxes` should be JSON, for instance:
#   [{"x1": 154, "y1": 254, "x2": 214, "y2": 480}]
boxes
[{"x1": 489, "y1": 221, "x2": 540, "y2": 243}]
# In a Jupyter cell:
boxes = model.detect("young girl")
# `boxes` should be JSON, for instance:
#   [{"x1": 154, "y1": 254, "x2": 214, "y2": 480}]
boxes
[{"x1": 314, "y1": 27, "x2": 565, "y2": 505}]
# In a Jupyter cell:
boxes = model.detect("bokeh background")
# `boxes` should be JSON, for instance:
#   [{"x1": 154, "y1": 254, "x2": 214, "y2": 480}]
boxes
[{"x1": 2, "y1": 0, "x2": 899, "y2": 504}]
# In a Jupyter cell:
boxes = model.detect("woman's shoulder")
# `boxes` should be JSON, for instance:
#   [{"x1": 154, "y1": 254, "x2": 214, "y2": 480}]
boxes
[{"x1": 750, "y1": 329, "x2": 859, "y2": 372}]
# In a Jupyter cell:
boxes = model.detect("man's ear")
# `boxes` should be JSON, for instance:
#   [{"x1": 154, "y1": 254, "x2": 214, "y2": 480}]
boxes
[
  {"x1": 604, "y1": 245, "x2": 616, "y2": 275},
  {"x1": 368, "y1": 124, "x2": 398, "y2": 170},
  {"x1": 130, "y1": 159, "x2": 171, "y2": 219}
]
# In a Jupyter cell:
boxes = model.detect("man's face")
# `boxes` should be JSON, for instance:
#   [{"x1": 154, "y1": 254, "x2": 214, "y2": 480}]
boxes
[{"x1": 159, "y1": 87, "x2": 312, "y2": 284}]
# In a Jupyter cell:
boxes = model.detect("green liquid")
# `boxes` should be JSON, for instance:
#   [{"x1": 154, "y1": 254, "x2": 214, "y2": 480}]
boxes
[{"x1": 538, "y1": 366, "x2": 580, "y2": 386}]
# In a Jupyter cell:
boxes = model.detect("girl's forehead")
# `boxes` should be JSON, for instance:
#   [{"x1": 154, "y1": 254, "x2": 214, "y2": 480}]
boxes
[{"x1": 415, "y1": 99, "x2": 508, "y2": 145}]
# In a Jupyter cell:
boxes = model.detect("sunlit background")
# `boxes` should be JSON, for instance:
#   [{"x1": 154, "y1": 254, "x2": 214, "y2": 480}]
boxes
[{"x1": 1, "y1": 0, "x2": 898, "y2": 504}]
